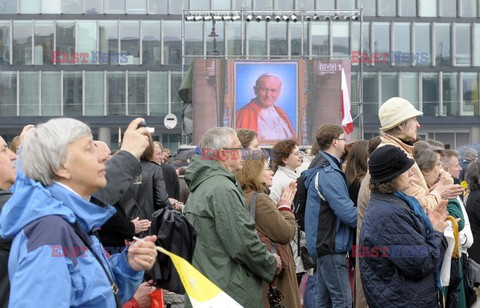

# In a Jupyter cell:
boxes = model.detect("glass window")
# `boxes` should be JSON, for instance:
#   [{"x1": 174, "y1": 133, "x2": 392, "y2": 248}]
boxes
[
  {"x1": 13, "y1": 20, "x2": 32, "y2": 65},
  {"x1": 148, "y1": 0, "x2": 167, "y2": 14},
  {"x1": 455, "y1": 24, "x2": 471, "y2": 66},
  {"x1": 311, "y1": 22, "x2": 329, "y2": 57},
  {"x1": 373, "y1": 22, "x2": 390, "y2": 66},
  {"x1": 171, "y1": 72, "x2": 183, "y2": 115},
  {"x1": 337, "y1": 0, "x2": 355, "y2": 9},
  {"x1": 0, "y1": 0, "x2": 17, "y2": 13},
  {"x1": 84, "y1": 0, "x2": 102, "y2": 13},
  {"x1": 379, "y1": 0, "x2": 396, "y2": 16},
  {"x1": 63, "y1": 71, "x2": 82, "y2": 116},
  {"x1": 456, "y1": 133, "x2": 470, "y2": 147},
  {"x1": 475, "y1": 24, "x2": 480, "y2": 66},
  {"x1": 107, "y1": 72, "x2": 125, "y2": 115},
  {"x1": 269, "y1": 23, "x2": 287, "y2": 57},
  {"x1": 415, "y1": 23, "x2": 431, "y2": 66},
  {"x1": 226, "y1": 22, "x2": 242, "y2": 57},
  {"x1": 212, "y1": 0, "x2": 230, "y2": 9},
  {"x1": 190, "y1": 0, "x2": 209, "y2": 9},
  {"x1": 150, "y1": 72, "x2": 168, "y2": 116},
  {"x1": 419, "y1": 0, "x2": 437, "y2": 17},
  {"x1": 0, "y1": 21, "x2": 11, "y2": 65},
  {"x1": 34, "y1": 21, "x2": 54, "y2": 65},
  {"x1": 381, "y1": 73, "x2": 398, "y2": 102},
  {"x1": 233, "y1": 0, "x2": 252, "y2": 9},
  {"x1": 362, "y1": 0, "x2": 376, "y2": 16},
  {"x1": 435, "y1": 23, "x2": 451, "y2": 66},
  {"x1": 392, "y1": 23, "x2": 410, "y2": 66},
  {"x1": 0, "y1": 72, "x2": 16, "y2": 116},
  {"x1": 247, "y1": 22, "x2": 266, "y2": 56},
  {"x1": 295, "y1": 0, "x2": 314, "y2": 9},
  {"x1": 126, "y1": 0, "x2": 146, "y2": 14},
  {"x1": 128, "y1": 72, "x2": 147, "y2": 115},
  {"x1": 400, "y1": 0, "x2": 416, "y2": 16},
  {"x1": 42, "y1": 0, "x2": 61, "y2": 13},
  {"x1": 106, "y1": 0, "x2": 124, "y2": 13},
  {"x1": 291, "y1": 22, "x2": 304, "y2": 56},
  {"x1": 462, "y1": 73, "x2": 479, "y2": 116},
  {"x1": 20, "y1": 0, "x2": 40, "y2": 13},
  {"x1": 274, "y1": 0, "x2": 292, "y2": 9},
  {"x1": 41, "y1": 71, "x2": 61, "y2": 116},
  {"x1": 441, "y1": 0, "x2": 456, "y2": 17},
  {"x1": 85, "y1": 71, "x2": 104, "y2": 115},
  {"x1": 351, "y1": 23, "x2": 370, "y2": 65},
  {"x1": 332, "y1": 22, "x2": 349, "y2": 57},
  {"x1": 363, "y1": 73, "x2": 378, "y2": 115},
  {"x1": 142, "y1": 21, "x2": 161, "y2": 65},
  {"x1": 77, "y1": 21, "x2": 96, "y2": 65},
  {"x1": 62, "y1": 0, "x2": 82, "y2": 13},
  {"x1": 422, "y1": 73, "x2": 439, "y2": 116},
  {"x1": 120, "y1": 21, "x2": 140, "y2": 65},
  {"x1": 316, "y1": 0, "x2": 334, "y2": 9},
  {"x1": 56, "y1": 20, "x2": 75, "y2": 65},
  {"x1": 19, "y1": 72, "x2": 39, "y2": 116},
  {"x1": 255, "y1": 0, "x2": 273, "y2": 9},
  {"x1": 461, "y1": 0, "x2": 477, "y2": 17},
  {"x1": 206, "y1": 21, "x2": 224, "y2": 57},
  {"x1": 99, "y1": 20, "x2": 118, "y2": 64},
  {"x1": 184, "y1": 22, "x2": 204, "y2": 65},
  {"x1": 400, "y1": 73, "x2": 419, "y2": 110},
  {"x1": 169, "y1": 0, "x2": 187, "y2": 14},
  {"x1": 443, "y1": 73, "x2": 459, "y2": 116},
  {"x1": 163, "y1": 21, "x2": 181, "y2": 64}
]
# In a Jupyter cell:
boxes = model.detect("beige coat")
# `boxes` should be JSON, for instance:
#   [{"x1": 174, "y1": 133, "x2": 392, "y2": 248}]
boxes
[{"x1": 244, "y1": 191, "x2": 302, "y2": 308}]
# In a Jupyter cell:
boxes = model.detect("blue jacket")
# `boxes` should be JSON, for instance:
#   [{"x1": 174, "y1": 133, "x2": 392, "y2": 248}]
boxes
[
  {"x1": 304, "y1": 151, "x2": 357, "y2": 257},
  {"x1": 359, "y1": 192, "x2": 446, "y2": 308},
  {"x1": 0, "y1": 172, "x2": 143, "y2": 307}
]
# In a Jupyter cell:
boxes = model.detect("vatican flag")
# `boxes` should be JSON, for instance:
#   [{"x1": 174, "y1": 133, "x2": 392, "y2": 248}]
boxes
[{"x1": 156, "y1": 246, "x2": 243, "y2": 308}]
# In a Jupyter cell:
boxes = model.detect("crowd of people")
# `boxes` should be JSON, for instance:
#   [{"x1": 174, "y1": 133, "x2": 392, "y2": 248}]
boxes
[{"x1": 1, "y1": 96, "x2": 480, "y2": 308}]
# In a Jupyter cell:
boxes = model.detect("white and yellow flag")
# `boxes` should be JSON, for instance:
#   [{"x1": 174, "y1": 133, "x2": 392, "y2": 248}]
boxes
[{"x1": 156, "y1": 246, "x2": 243, "y2": 308}]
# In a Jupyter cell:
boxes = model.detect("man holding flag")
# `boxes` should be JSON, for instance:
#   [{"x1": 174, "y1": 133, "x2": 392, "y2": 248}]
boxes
[{"x1": 183, "y1": 127, "x2": 281, "y2": 308}]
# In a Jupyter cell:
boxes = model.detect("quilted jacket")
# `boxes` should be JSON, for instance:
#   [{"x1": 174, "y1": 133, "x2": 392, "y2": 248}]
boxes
[{"x1": 359, "y1": 192, "x2": 447, "y2": 308}]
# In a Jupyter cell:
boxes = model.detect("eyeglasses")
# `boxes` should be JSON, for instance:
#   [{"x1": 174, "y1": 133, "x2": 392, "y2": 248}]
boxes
[{"x1": 336, "y1": 138, "x2": 347, "y2": 141}]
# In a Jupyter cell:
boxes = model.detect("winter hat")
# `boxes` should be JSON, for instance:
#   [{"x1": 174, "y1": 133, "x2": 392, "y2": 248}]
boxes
[
  {"x1": 369, "y1": 145, "x2": 415, "y2": 184},
  {"x1": 379, "y1": 97, "x2": 423, "y2": 132}
]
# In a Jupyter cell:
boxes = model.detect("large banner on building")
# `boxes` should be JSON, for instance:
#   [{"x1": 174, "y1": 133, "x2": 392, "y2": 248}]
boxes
[{"x1": 191, "y1": 59, "x2": 351, "y2": 145}]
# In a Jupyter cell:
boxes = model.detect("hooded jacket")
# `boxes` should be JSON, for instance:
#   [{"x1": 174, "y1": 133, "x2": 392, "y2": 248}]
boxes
[
  {"x1": 304, "y1": 151, "x2": 357, "y2": 257},
  {"x1": 183, "y1": 156, "x2": 276, "y2": 308},
  {"x1": 0, "y1": 172, "x2": 143, "y2": 307}
]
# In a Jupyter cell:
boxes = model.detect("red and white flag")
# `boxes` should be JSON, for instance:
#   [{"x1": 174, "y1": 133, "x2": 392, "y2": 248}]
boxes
[{"x1": 341, "y1": 68, "x2": 354, "y2": 134}]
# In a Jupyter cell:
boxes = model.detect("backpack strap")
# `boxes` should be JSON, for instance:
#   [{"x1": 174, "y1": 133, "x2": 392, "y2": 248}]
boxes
[{"x1": 70, "y1": 223, "x2": 122, "y2": 308}]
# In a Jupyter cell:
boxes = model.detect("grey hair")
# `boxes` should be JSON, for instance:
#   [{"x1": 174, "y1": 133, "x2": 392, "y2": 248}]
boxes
[
  {"x1": 199, "y1": 127, "x2": 237, "y2": 153},
  {"x1": 414, "y1": 148, "x2": 438, "y2": 172},
  {"x1": 466, "y1": 161, "x2": 480, "y2": 191},
  {"x1": 21, "y1": 118, "x2": 92, "y2": 186},
  {"x1": 255, "y1": 73, "x2": 282, "y2": 88}
]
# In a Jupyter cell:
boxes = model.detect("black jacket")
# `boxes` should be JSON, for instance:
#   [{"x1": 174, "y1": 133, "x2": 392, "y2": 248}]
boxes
[
  {"x1": 94, "y1": 150, "x2": 142, "y2": 250},
  {"x1": 360, "y1": 192, "x2": 447, "y2": 308},
  {"x1": 160, "y1": 163, "x2": 180, "y2": 200},
  {"x1": 122, "y1": 160, "x2": 171, "y2": 221},
  {"x1": 0, "y1": 189, "x2": 12, "y2": 308},
  {"x1": 466, "y1": 190, "x2": 480, "y2": 263}
]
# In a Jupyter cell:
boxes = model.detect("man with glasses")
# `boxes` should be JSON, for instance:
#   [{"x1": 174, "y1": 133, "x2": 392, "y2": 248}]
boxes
[
  {"x1": 303, "y1": 124, "x2": 357, "y2": 307},
  {"x1": 183, "y1": 127, "x2": 281, "y2": 308}
]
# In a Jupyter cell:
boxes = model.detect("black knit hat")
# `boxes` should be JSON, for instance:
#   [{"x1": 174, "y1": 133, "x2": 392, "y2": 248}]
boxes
[{"x1": 369, "y1": 145, "x2": 415, "y2": 184}]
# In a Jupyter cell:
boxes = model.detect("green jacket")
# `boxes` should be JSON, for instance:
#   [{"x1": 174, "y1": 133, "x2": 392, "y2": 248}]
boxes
[{"x1": 183, "y1": 156, "x2": 276, "y2": 308}]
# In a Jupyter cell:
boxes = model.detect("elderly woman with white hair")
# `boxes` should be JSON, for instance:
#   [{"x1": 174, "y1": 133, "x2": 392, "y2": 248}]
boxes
[{"x1": 0, "y1": 118, "x2": 158, "y2": 307}]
